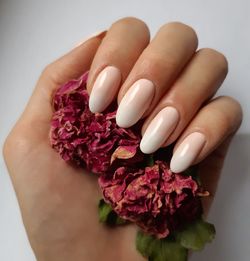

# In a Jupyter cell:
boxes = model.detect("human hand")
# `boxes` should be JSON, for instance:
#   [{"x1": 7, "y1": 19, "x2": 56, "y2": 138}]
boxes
[{"x1": 3, "y1": 17, "x2": 242, "y2": 261}]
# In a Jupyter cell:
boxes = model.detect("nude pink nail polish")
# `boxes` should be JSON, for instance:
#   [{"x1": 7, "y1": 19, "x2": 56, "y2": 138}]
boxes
[
  {"x1": 140, "y1": 107, "x2": 179, "y2": 154},
  {"x1": 170, "y1": 132, "x2": 206, "y2": 173},
  {"x1": 116, "y1": 79, "x2": 155, "y2": 128},
  {"x1": 89, "y1": 66, "x2": 121, "y2": 113}
]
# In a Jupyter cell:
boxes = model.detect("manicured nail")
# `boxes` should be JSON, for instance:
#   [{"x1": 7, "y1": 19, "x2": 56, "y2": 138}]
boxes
[
  {"x1": 140, "y1": 107, "x2": 179, "y2": 154},
  {"x1": 170, "y1": 132, "x2": 206, "y2": 173},
  {"x1": 74, "y1": 30, "x2": 107, "y2": 47},
  {"x1": 89, "y1": 66, "x2": 121, "y2": 113},
  {"x1": 116, "y1": 79, "x2": 155, "y2": 128}
]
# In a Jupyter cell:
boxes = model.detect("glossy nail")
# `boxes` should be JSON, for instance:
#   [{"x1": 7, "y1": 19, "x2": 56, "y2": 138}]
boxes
[
  {"x1": 116, "y1": 79, "x2": 155, "y2": 128},
  {"x1": 170, "y1": 132, "x2": 206, "y2": 173},
  {"x1": 89, "y1": 66, "x2": 121, "y2": 113},
  {"x1": 140, "y1": 107, "x2": 179, "y2": 154}
]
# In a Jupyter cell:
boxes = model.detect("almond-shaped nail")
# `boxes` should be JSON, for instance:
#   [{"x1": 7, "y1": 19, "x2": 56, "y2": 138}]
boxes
[
  {"x1": 170, "y1": 132, "x2": 206, "y2": 173},
  {"x1": 74, "y1": 30, "x2": 107, "y2": 47},
  {"x1": 89, "y1": 66, "x2": 121, "y2": 113},
  {"x1": 116, "y1": 79, "x2": 155, "y2": 128},
  {"x1": 140, "y1": 107, "x2": 179, "y2": 154}
]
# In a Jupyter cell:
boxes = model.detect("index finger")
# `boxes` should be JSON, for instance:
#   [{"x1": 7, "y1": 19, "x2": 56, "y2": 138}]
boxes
[{"x1": 22, "y1": 32, "x2": 106, "y2": 126}]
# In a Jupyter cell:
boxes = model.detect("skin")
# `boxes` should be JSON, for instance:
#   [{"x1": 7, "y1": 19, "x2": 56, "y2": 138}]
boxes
[{"x1": 3, "y1": 17, "x2": 242, "y2": 261}]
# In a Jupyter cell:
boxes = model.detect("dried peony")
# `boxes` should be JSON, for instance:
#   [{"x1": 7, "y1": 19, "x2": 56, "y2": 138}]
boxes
[
  {"x1": 99, "y1": 161, "x2": 205, "y2": 238},
  {"x1": 50, "y1": 72, "x2": 143, "y2": 174},
  {"x1": 49, "y1": 71, "x2": 215, "y2": 260},
  {"x1": 50, "y1": 71, "x2": 211, "y2": 244}
]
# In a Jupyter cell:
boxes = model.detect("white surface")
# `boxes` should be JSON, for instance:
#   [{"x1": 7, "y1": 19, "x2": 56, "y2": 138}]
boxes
[{"x1": 0, "y1": 0, "x2": 249, "y2": 260}]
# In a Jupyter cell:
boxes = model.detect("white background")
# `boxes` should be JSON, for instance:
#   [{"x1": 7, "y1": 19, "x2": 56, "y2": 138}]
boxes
[{"x1": 0, "y1": 0, "x2": 250, "y2": 260}]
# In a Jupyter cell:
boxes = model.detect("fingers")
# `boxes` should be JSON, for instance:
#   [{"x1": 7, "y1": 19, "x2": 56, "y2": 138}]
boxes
[
  {"x1": 22, "y1": 33, "x2": 105, "y2": 126},
  {"x1": 87, "y1": 17, "x2": 150, "y2": 113},
  {"x1": 40, "y1": 31, "x2": 106, "y2": 91},
  {"x1": 116, "y1": 22, "x2": 198, "y2": 127},
  {"x1": 198, "y1": 135, "x2": 233, "y2": 216},
  {"x1": 170, "y1": 96, "x2": 242, "y2": 173},
  {"x1": 140, "y1": 48, "x2": 228, "y2": 153}
]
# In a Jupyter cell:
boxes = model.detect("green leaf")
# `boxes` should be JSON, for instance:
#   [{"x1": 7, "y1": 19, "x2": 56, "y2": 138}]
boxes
[
  {"x1": 183, "y1": 165, "x2": 198, "y2": 178},
  {"x1": 98, "y1": 199, "x2": 127, "y2": 226},
  {"x1": 136, "y1": 231, "x2": 156, "y2": 257},
  {"x1": 177, "y1": 219, "x2": 216, "y2": 251},
  {"x1": 98, "y1": 199, "x2": 113, "y2": 223},
  {"x1": 115, "y1": 216, "x2": 127, "y2": 225},
  {"x1": 147, "y1": 154, "x2": 155, "y2": 167},
  {"x1": 153, "y1": 240, "x2": 188, "y2": 261},
  {"x1": 136, "y1": 231, "x2": 188, "y2": 261}
]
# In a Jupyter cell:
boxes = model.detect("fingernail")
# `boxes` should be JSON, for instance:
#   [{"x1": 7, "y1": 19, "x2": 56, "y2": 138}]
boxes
[
  {"x1": 89, "y1": 66, "x2": 121, "y2": 113},
  {"x1": 140, "y1": 107, "x2": 179, "y2": 154},
  {"x1": 74, "y1": 30, "x2": 107, "y2": 47},
  {"x1": 116, "y1": 79, "x2": 155, "y2": 128},
  {"x1": 170, "y1": 132, "x2": 206, "y2": 173}
]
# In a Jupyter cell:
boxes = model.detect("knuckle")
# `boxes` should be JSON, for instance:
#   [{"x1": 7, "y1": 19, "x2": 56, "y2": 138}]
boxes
[
  {"x1": 3, "y1": 130, "x2": 35, "y2": 165},
  {"x1": 213, "y1": 96, "x2": 243, "y2": 131},
  {"x1": 41, "y1": 63, "x2": 60, "y2": 85},
  {"x1": 41, "y1": 63, "x2": 54, "y2": 79},
  {"x1": 115, "y1": 16, "x2": 145, "y2": 26},
  {"x1": 220, "y1": 95, "x2": 242, "y2": 111},
  {"x1": 160, "y1": 22, "x2": 198, "y2": 45},
  {"x1": 208, "y1": 106, "x2": 231, "y2": 132},
  {"x1": 2, "y1": 135, "x2": 11, "y2": 161},
  {"x1": 222, "y1": 96, "x2": 243, "y2": 124},
  {"x1": 199, "y1": 48, "x2": 228, "y2": 75},
  {"x1": 2, "y1": 133, "x2": 17, "y2": 163},
  {"x1": 112, "y1": 17, "x2": 150, "y2": 37},
  {"x1": 140, "y1": 54, "x2": 178, "y2": 76}
]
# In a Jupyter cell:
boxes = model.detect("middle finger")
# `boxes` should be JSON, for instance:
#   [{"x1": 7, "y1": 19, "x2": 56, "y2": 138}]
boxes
[{"x1": 116, "y1": 22, "x2": 198, "y2": 128}]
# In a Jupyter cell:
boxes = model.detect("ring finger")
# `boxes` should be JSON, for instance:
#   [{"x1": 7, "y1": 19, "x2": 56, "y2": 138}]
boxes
[{"x1": 140, "y1": 48, "x2": 228, "y2": 154}]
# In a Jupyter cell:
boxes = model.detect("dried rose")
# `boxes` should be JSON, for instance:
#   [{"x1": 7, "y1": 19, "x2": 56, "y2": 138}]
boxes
[
  {"x1": 50, "y1": 72, "x2": 143, "y2": 174},
  {"x1": 99, "y1": 160, "x2": 206, "y2": 238}
]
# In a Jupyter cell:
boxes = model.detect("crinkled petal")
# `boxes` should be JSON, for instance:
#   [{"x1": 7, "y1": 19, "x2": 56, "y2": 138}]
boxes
[
  {"x1": 99, "y1": 161, "x2": 206, "y2": 238},
  {"x1": 50, "y1": 72, "x2": 143, "y2": 174}
]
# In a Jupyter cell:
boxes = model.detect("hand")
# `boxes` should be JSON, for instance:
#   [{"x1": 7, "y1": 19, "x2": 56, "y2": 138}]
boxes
[{"x1": 3, "y1": 17, "x2": 242, "y2": 261}]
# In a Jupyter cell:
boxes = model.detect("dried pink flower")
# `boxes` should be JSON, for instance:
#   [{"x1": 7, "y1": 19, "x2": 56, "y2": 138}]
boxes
[
  {"x1": 50, "y1": 72, "x2": 143, "y2": 174},
  {"x1": 99, "y1": 161, "x2": 204, "y2": 238}
]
